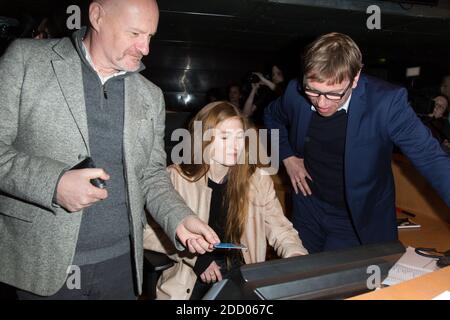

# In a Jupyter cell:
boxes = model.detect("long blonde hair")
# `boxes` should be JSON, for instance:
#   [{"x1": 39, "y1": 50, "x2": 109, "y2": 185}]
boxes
[{"x1": 179, "y1": 101, "x2": 256, "y2": 244}]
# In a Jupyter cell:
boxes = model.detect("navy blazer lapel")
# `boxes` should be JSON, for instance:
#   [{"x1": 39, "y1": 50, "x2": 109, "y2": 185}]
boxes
[
  {"x1": 345, "y1": 76, "x2": 368, "y2": 150},
  {"x1": 344, "y1": 76, "x2": 368, "y2": 204},
  {"x1": 295, "y1": 82, "x2": 313, "y2": 157},
  {"x1": 51, "y1": 38, "x2": 90, "y2": 154}
]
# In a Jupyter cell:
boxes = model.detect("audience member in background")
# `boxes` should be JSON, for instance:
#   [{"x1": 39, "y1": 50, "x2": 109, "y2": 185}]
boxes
[
  {"x1": 422, "y1": 95, "x2": 450, "y2": 154},
  {"x1": 32, "y1": 17, "x2": 53, "y2": 39},
  {"x1": 428, "y1": 96, "x2": 449, "y2": 119},
  {"x1": 24, "y1": 8, "x2": 67, "y2": 40},
  {"x1": 243, "y1": 64, "x2": 287, "y2": 125},
  {"x1": 144, "y1": 101, "x2": 307, "y2": 300},
  {"x1": 227, "y1": 83, "x2": 243, "y2": 108}
]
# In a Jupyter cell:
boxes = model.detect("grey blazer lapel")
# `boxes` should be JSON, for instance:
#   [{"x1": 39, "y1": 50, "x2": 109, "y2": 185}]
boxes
[
  {"x1": 124, "y1": 77, "x2": 148, "y2": 152},
  {"x1": 51, "y1": 38, "x2": 90, "y2": 154}
]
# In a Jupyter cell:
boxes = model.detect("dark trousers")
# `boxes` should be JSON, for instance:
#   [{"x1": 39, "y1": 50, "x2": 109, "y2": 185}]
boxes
[
  {"x1": 292, "y1": 193, "x2": 361, "y2": 254},
  {"x1": 16, "y1": 251, "x2": 136, "y2": 300}
]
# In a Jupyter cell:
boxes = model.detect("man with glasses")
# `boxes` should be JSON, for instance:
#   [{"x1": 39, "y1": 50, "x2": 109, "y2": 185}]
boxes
[{"x1": 265, "y1": 32, "x2": 450, "y2": 253}]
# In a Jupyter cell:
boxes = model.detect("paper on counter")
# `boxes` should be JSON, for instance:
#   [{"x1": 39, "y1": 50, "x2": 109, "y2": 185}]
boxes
[
  {"x1": 432, "y1": 291, "x2": 450, "y2": 300},
  {"x1": 382, "y1": 246, "x2": 438, "y2": 286}
]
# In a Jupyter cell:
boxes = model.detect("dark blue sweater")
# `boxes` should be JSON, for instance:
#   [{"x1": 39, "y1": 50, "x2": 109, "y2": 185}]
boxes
[{"x1": 304, "y1": 110, "x2": 348, "y2": 209}]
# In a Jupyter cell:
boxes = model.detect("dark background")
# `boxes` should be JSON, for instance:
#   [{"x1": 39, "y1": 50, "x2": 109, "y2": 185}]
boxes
[{"x1": 1, "y1": 0, "x2": 449, "y2": 111}]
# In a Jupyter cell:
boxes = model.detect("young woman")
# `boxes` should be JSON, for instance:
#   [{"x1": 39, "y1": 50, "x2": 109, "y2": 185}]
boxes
[
  {"x1": 243, "y1": 64, "x2": 287, "y2": 124},
  {"x1": 143, "y1": 101, "x2": 307, "y2": 300}
]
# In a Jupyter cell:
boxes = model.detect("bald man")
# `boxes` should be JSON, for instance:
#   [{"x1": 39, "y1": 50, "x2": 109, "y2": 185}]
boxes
[{"x1": 0, "y1": 0, "x2": 219, "y2": 300}]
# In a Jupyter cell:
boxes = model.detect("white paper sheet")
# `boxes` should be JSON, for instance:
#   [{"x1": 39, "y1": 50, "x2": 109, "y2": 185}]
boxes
[{"x1": 382, "y1": 246, "x2": 438, "y2": 286}]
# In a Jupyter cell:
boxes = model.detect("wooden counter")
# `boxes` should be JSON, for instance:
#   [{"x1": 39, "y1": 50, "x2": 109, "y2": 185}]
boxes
[
  {"x1": 392, "y1": 154, "x2": 450, "y2": 252},
  {"x1": 397, "y1": 214, "x2": 450, "y2": 253},
  {"x1": 392, "y1": 153, "x2": 450, "y2": 224}
]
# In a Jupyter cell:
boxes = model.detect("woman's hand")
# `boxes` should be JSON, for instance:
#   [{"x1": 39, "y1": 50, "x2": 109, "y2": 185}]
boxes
[
  {"x1": 243, "y1": 82, "x2": 260, "y2": 117},
  {"x1": 199, "y1": 261, "x2": 223, "y2": 284},
  {"x1": 251, "y1": 82, "x2": 260, "y2": 91},
  {"x1": 253, "y1": 72, "x2": 276, "y2": 91}
]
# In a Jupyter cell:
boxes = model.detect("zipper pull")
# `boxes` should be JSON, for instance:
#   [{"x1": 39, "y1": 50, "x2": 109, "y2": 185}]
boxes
[{"x1": 103, "y1": 85, "x2": 108, "y2": 99}]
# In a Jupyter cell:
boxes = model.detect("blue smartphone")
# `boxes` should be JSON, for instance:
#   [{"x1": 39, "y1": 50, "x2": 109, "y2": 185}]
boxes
[{"x1": 213, "y1": 242, "x2": 247, "y2": 250}]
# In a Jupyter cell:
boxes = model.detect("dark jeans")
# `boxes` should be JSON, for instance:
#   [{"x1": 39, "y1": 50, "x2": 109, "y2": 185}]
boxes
[
  {"x1": 16, "y1": 251, "x2": 136, "y2": 300},
  {"x1": 292, "y1": 193, "x2": 361, "y2": 254}
]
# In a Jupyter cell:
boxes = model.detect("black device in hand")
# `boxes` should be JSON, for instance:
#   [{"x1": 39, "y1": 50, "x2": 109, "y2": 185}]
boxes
[
  {"x1": 70, "y1": 157, "x2": 107, "y2": 189},
  {"x1": 249, "y1": 73, "x2": 261, "y2": 84}
]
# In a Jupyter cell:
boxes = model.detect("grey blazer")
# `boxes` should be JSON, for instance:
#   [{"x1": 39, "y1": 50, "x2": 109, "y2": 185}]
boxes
[{"x1": 0, "y1": 37, "x2": 192, "y2": 296}]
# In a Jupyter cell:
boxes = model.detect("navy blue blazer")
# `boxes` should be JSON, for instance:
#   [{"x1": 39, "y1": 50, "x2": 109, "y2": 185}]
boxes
[{"x1": 264, "y1": 74, "x2": 450, "y2": 244}]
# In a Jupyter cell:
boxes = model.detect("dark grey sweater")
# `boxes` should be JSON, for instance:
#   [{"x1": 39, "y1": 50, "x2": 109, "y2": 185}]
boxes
[{"x1": 71, "y1": 28, "x2": 141, "y2": 266}]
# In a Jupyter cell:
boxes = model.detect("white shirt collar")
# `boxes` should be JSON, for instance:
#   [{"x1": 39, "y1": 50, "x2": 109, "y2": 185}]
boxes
[
  {"x1": 311, "y1": 94, "x2": 352, "y2": 113},
  {"x1": 82, "y1": 41, "x2": 126, "y2": 85}
]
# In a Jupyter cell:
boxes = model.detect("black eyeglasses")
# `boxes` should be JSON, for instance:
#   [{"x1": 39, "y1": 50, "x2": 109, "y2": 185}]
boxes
[{"x1": 301, "y1": 81, "x2": 353, "y2": 101}]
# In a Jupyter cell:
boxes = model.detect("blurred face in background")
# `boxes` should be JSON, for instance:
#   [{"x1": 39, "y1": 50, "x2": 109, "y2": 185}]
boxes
[
  {"x1": 209, "y1": 117, "x2": 245, "y2": 167},
  {"x1": 432, "y1": 96, "x2": 448, "y2": 119},
  {"x1": 228, "y1": 86, "x2": 242, "y2": 106},
  {"x1": 271, "y1": 65, "x2": 284, "y2": 85}
]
